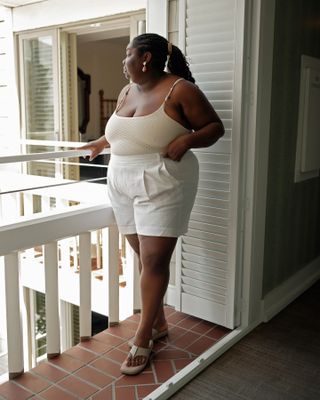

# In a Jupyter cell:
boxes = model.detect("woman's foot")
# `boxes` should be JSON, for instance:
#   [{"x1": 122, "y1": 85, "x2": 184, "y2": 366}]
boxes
[
  {"x1": 128, "y1": 322, "x2": 168, "y2": 348},
  {"x1": 120, "y1": 340, "x2": 153, "y2": 375}
]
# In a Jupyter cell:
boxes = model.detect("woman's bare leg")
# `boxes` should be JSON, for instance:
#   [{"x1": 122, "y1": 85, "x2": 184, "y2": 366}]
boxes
[
  {"x1": 125, "y1": 234, "x2": 169, "y2": 332},
  {"x1": 124, "y1": 234, "x2": 177, "y2": 367}
]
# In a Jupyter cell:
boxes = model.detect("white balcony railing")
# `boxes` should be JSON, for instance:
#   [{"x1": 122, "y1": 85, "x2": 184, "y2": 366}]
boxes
[{"x1": 0, "y1": 143, "x2": 140, "y2": 379}]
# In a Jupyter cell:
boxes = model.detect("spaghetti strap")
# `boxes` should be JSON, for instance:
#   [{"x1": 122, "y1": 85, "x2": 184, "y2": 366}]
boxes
[
  {"x1": 164, "y1": 78, "x2": 184, "y2": 101},
  {"x1": 116, "y1": 84, "x2": 133, "y2": 112}
]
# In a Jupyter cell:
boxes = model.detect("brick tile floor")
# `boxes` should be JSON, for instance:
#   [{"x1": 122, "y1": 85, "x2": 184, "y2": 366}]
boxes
[{"x1": 0, "y1": 307, "x2": 231, "y2": 399}]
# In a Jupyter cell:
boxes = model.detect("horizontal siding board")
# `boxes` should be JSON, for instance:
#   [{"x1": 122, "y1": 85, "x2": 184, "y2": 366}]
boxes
[
  {"x1": 182, "y1": 261, "x2": 227, "y2": 279},
  {"x1": 199, "y1": 170, "x2": 230, "y2": 182},
  {"x1": 182, "y1": 243, "x2": 227, "y2": 262},
  {"x1": 191, "y1": 62, "x2": 234, "y2": 73},
  {"x1": 198, "y1": 80, "x2": 233, "y2": 93},
  {"x1": 187, "y1": 41, "x2": 234, "y2": 55},
  {"x1": 183, "y1": 236, "x2": 227, "y2": 253},
  {"x1": 195, "y1": 196, "x2": 229, "y2": 210},
  {"x1": 187, "y1": 31, "x2": 234, "y2": 46},
  {"x1": 188, "y1": 220, "x2": 228, "y2": 236},
  {"x1": 186, "y1": 228, "x2": 227, "y2": 244},
  {"x1": 196, "y1": 189, "x2": 229, "y2": 201},
  {"x1": 182, "y1": 284, "x2": 226, "y2": 304},
  {"x1": 192, "y1": 204, "x2": 228, "y2": 219},
  {"x1": 182, "y1": 276, "x2": 226, "y2": 295},
  {"x1": 181, "y1": 293, "x2": 227, "y2": 326},
  {"x1": 182, "y1": 267, "x2": 227, "y2": 286},
  {"x1": 187, "y1": 0, "x2": 234, "y2": 12},
  {"x1": 182, "y1": 253, "x2": 227, "y2": 270},
  {"x1": 198, "y1": 162, "x2": 230, "y2": 174},
  {"x1": 196, "y1": 152, "x2": 230, "y2": 164},
  {"x1": 189, "y1": 51, "x2": 234, "y2": 64}
]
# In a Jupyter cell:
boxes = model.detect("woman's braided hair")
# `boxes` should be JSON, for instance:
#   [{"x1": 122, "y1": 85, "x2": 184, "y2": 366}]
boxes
[{"x1": 132, "y1": 33, "x2": 195, "y2": 83}]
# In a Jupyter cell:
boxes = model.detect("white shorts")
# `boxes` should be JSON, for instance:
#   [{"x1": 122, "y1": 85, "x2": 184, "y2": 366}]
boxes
[{"x1": 107, "y1": 151, "x2": 199, "y2": 237}]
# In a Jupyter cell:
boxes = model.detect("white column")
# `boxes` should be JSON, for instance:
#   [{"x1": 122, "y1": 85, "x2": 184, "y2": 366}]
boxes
[
  {"x1": 4, "y1": 251, "x2": 24, "y2": 379},
  {"x1": 79, "y1": 232, "x2": 91, "y2": 341},
  {"x1": 44, "y1": 241, "x2": 60, "y2": 358},
  {"x1": 102, "y1": 226, "x2": 119, "y2": 326}
]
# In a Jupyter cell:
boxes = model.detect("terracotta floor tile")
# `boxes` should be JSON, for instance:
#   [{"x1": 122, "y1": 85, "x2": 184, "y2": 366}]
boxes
[
  {"x1": 0, "y1": 381, "x2": 33, "y2": 400},
  {"x1": 164, "y1": 306, "x2": 176, "y2": 317},
  {"x1": 91, "y1": 384, "x2": 113, "y2": 400},
  {"x1": 104, "y1": 348, "x2": 127, "y2": 364},
  {"x1": 40, "y1": 385, "x2": 78, "y2": 400},
  {"x1": 32, "y1": 362, "x2": 68, "y2": 383},
  {"x1": 106, "y1": 324, "x2": 137, "y2": 340},
  {"x1": 115, "y1": 386, "x2": 136, "y2": 400},
  {"x1": 0, "y1": 311, "x2": 231, "y2": 400},
  {"x1": 78, "y1": 339, "x2": 112, "y2": 354},
  {"x1": 58, "y1": 375, "x2": 98, "y2": 399},
  {"x1": 166, "y1": 311, "x2": 188, "y2": 325},
  {"x1": 191, "y1": 320, "x2": 217, "y2": 335},
  {"x1": 166, "y1": 325, "x2": 188, "y2": 342},
  {"x1": 65, "y1": 346, "x2": 98, "y2": 363},
  {"x1": 93, "y1": 332, "x2": 125, "y2": 347},
  {"x1": 153, "y1": 360, "x2": 175, "y2": 383},
  {"x1": 176, "y1": 315, "x2": 202, "y2": 330},
  {"x1": 137, "y1": 384, "x2": 161, "y2": 399},
  {"x1": 127, "y1": 313, "x2": 141, "y2": 322},
  {"x1": 174, "y1": 358, "x2": 195, "y2": 371},
  {"x1": 90, "y1": 357, "x2": 122, "y2": 378},
  {"x1": 171, "y1": 331, "x2": 201, "y2": 349},
  {"x1": 155, "y1": 346, "x2": 191, "y2": 360},
  {"x1": 117, "y1": 341, "x2": 131, "y2": 352},
  {"x1": 75, "y1": 366, "x2": 113, "y2": 388},
  {"x1": 48, "y1": 353, "x2": 85, "y2": 373},
  {"x1": 14, "y1": 371, "x2": 50, "y2": 393},
  {"x1": 119, "y1": 319, "x2": 139, "y2": 330},
  {"x1": 152, "y1": 340, "x2": 168, "y2": 353},
  {"x1": 186, "y1": 335, "x2": 217, "y2": 355},
  {"x1": 205, "y1": 325, "x2": 231, "y2": 340},
  {"x1": 115, "y1": 372, "x2": 155, "y2": 386}
]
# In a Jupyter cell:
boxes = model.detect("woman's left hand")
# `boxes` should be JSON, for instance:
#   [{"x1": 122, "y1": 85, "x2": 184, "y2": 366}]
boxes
[{"x1": 162, "y1": 134, "x2": 191, "y2": 161}]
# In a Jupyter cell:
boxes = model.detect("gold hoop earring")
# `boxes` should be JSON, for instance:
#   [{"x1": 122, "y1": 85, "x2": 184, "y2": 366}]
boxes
[{"x1": 142, "y1": 61, "x2": 147, "y2": 72}]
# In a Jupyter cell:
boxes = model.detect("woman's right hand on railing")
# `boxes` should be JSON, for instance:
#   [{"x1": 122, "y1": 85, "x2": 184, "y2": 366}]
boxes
[{"x1": 78, "y1": 136, "x2": 109, "y2": 161}]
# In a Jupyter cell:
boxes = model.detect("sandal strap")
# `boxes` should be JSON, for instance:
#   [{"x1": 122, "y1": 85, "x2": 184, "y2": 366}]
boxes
[{"x1": 129, "y1": 341, "x2": 153, "y2": 358}]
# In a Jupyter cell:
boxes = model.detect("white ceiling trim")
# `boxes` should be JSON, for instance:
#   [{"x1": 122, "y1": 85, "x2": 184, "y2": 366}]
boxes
[{"x1": 0, "y1": 0, "x2": 48, "y2": 8}]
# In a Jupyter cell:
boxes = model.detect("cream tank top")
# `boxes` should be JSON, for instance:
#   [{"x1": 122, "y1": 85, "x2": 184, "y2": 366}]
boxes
[{"x1": 105, "y1": 78, "x2": 190, "y2": 155}]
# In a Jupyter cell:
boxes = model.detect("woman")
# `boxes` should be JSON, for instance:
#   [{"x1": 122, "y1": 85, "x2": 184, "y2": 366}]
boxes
[{"x1": 81, "y1": 33, "x2": 224, "y2": 375}]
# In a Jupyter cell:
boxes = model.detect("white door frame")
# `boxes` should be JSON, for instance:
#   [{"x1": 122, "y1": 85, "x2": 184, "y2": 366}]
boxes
[{"x1": 146, "y1": 0, "x2": 276, "y2": 398}]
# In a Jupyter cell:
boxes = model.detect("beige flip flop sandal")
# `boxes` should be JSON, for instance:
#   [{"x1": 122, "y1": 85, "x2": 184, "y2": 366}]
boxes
[
  {"x1": 120, "y1": 340, "x2": 153, "y2": 375},
  {"x1": 128, "y1": 327, "x2": 168, "y2": 348}
]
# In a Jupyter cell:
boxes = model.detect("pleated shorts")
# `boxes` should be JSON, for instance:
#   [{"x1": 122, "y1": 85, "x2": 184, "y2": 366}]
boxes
[{"x1": 107, "y1": 151, "x2": 199, "y2": 237}]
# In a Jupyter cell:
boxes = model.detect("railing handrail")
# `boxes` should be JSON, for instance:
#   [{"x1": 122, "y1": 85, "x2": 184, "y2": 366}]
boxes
[
  {"x1": 0, "y1": 148, "x2": 110, "y2": 164},
  {"x1": 0, "y1": 202, "x2": 116, "y2": 255}
]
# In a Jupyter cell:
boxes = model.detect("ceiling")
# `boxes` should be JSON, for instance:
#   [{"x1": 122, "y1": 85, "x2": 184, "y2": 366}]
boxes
[{"x1": 0, "y1": 0, "x2": 48, "y2": 7}]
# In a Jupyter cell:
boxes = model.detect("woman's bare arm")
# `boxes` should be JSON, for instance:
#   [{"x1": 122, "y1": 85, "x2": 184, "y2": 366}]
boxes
[{"x1": 164, "y1": 81, "x2": 224, "y2": 161}]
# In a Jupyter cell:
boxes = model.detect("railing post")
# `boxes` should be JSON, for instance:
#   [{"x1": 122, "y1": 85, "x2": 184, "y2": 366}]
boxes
[
  {"x1": 102, "y1": 226, "x2": 119, "y2": 326},
  {"x1": 79, "y1": 232, "x2": 92, "y2": 341},
  {"x1": 4, "y1": 251, "x2": 24, "y2": 379},
  {"x1": 126, "y1": 244, "x2": 141, "y2": 314},
  {"x1": 44, "y1": 241, "x2": 60, "y2": 358}
]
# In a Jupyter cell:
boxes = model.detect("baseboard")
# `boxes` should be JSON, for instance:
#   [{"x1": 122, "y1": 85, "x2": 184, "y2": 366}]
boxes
[{"x1": 262, "y1": 255, "x2": 320, "y2": 322}]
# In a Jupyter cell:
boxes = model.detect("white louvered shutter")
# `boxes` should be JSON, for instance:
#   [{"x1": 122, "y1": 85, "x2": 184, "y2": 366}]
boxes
[{"x1": 179, "y1": 0, "x2": 241, "y2": 329}]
